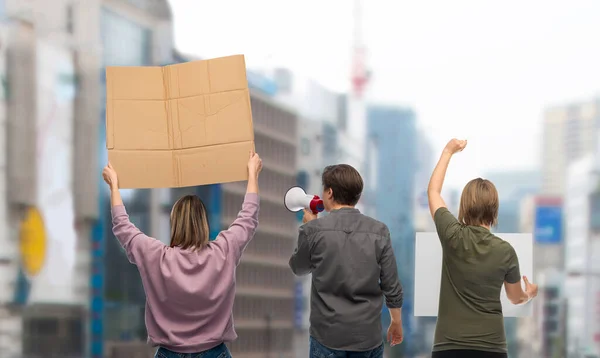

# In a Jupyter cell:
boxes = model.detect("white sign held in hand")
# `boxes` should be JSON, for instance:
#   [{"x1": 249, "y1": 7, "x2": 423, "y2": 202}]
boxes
[{"x1": 414, "y1": 232, "x2": 534, "y2": 317}]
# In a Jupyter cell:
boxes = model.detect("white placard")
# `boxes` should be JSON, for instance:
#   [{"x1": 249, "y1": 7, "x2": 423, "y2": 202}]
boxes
[{"x1": 414, "y1": 232, "x2": 533, "y2": 317}]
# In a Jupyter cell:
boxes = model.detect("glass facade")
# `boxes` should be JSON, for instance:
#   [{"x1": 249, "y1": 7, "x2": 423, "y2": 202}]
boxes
[
  {"x1": 367, "y1": 106, "x2": 418, "y2": 355},
  {"x1": 93, "y1": 8, "x2": 153, "y2": 357}
]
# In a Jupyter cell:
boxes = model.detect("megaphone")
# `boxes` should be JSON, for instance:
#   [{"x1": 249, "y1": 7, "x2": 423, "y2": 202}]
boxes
[{"x1": 284, "y1": 186, "x2": 325, "y2": 215}]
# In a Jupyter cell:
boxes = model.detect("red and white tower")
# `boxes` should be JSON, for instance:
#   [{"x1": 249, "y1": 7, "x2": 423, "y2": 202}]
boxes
[
  {"x1": 344, "y1": 0, "x2": 372, "y2": 213},
  {"x1": 350, "y1": 0, "x2": 370, "y2": 100}
]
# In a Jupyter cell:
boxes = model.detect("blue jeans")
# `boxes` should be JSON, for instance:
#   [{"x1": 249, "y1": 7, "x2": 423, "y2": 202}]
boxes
[
  {"x1": 155, "y1": 343, "x2": 231, "y2": 358},
  {"x1": 310, "y1": 337, "x2": 384, "y2": 358}
]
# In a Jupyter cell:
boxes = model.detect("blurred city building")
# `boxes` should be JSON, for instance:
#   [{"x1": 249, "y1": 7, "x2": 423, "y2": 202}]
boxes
[
  {"x1": 412, "y1": 130, "x2": 436, "y2": 352},
  {"x1": 542, "y1": 99, "x2": 600, "y2": 196},
  {"x1": 0, "y1": 0, "x2": 127, "y2": 356},
  {"x1": 565, "y1": 154, "x2": 600, "y2": 357},
  {"x1": 274, "y1": 69, "x2": 342, "y2": 358},
  {"x1": 225, "y1": 79, "x2": 299, "y2": 358},
  {"x1": 413, "y1": 130, "x2": 435, "y2": 234},
  {"x1": 366, "y1": 105, "x2": 421, "y2": 356},
  {"x1": 342, "y1": 0, "x2": 370, "y2": 210},
  {"x1": 484, "y1": 169, "x2": 541, "y2": 358},
  {"x1": 542, "y1": 97, "x2": 600, "y2": 358},
  {"x1": 2, "y1": 0, "x2": 299, "y2": 357},
  {"x1": 518, "y1": 195, "x2": 565, "y2": 358}
]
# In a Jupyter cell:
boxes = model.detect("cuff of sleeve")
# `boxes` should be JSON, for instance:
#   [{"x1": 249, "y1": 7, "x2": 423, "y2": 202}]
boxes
[
  {"x1": 505, "y1": 276, "x2": 521, "y2": 284},
  {"x1": 386, "y1": 298, "x2": 404, "y2": 309},
  {"x1": 245, "y1": 193, "x2": 260, "y2": 204},
  {"x1": 111, "y1": 205, "x2": 127, "y2": 218}
]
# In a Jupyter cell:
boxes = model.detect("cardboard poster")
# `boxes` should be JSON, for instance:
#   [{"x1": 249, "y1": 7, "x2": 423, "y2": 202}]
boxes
[{"x1": 106, "y1": 54, "x2": 255, "y2": 189}]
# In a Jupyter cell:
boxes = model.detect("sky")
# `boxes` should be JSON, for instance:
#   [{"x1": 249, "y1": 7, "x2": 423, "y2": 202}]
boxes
[{"x1": 169, "y1": 0, "x2": 600, "y2": 189}]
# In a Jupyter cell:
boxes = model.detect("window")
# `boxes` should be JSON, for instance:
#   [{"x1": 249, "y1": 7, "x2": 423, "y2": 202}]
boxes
[
  {"x1": 297, "y1": 171, "x2": 309, "y2": 190},
  {"x1": 543, "y1": 320, "x2": 558, "y2": 333},
  {"x1": 66, "y1": 4, "x2": 74, "y2": 33},
  {"x1": 101, "y1": 8, "x2": 152, "y2": 66},
  {"x1": 300, "y1": 137, "x2": 311, "y2": 155},
  {"x1": 23, "y1": 313, "x2": 85, "y2": 357},
  {"x1": 545, "y1": 287, "x2": 560, "y2": 300},
  {"x1": 543, "y1": 304, "x2": 559, "y2": 317}
]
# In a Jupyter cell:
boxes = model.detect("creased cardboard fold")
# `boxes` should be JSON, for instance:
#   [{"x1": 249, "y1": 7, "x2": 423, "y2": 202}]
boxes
[{"x1": 105, "y1": 54, "x2": 254, "y2": 189}]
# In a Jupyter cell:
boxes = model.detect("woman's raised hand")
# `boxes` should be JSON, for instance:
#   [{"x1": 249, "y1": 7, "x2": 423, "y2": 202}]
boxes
[
  {"x1": 248, "y1": 151, "x2": 263, "y2": 179},
  {"x1": 443, "y1": 138, "x2": 467, "y2": 155},
  {"x1": 102, "y1": 162, "x2": 119, "y2": 190}
]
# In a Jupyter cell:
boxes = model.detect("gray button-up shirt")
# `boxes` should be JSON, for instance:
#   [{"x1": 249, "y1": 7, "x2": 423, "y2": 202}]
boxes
[{"x1": 289, "y1": 207, "x2": 403, "y2": 351}]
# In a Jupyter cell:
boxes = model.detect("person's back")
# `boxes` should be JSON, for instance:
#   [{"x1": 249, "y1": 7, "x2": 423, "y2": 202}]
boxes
[
  {"x1": 117, "y1": 227, "x2": 252, "y2": 352},
  {"x1": 426, "y1": 138, "x2": 539, "y2": 358},
  {"x1": 102, "y1": 152, "x2": 263, "y2": 357},
  {"x1": 434, "y1": 208, "x2": 519, "y2": 353},
  {"x1": 289, "y1": 164, "x2": 404, "y2": 358}
]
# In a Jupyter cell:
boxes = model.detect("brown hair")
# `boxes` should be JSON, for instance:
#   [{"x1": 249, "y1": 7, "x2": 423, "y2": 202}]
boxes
[
  {"x1": 169, "y1": 195, "x2": 210, "y2": 250},
  {"x1": 322, "y1": 164, "x2": 364, "y2": 206},
  {"x1": 458, "y1": 178, "x2": 499, "y2": 227}
]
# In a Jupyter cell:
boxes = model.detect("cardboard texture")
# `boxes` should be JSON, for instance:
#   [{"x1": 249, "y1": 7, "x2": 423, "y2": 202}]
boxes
[{"x1": 106, "y1": 55, "x2": 254, "y2": 188}]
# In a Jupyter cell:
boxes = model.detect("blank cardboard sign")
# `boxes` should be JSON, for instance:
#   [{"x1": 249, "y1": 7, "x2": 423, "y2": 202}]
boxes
[
  {"x1": 106, "y1": 54, "x2": 254, "y2": 189},
  {"x1": 414, "y1": 232, "x2": 533, "y2": 317}
]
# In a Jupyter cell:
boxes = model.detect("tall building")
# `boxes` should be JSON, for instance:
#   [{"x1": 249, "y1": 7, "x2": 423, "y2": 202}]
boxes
[
  {"x1": 0, "y1": 0, "x2": 126, "y2": 356},
  {"x1": 540, "y1": 99, "x2": 600, "y2": 357},
  {"x1": 412, "y1": 130, "x2": 436, "y2": 351},
  {"x1": 518, "y1": 195, "x2": 565, "y2": 358},
  {"x1": 1, "y1": 1, "x2": 299, "y2": 357},
  {"x1": 413, "y1": 130, "x2": 435, "y2": 233},
  {"x1": 565, "y1": 155, "x2": 600, "y2": 357},
  {"x1": 345, "y1": 0, "x2": 370, "y2": 189},
  {"x1": 274, "y1": 68, "x2": 341, "y2": 358},
  {"x1": 483, "y1": 170, "x2": 541, "y2": 358},
  {"x1": 367, "y1": 105, "x2": 419, "y2": 355},
  {"x1": 224, "y1": 82, "x2": 299, "y2": 358},
  {"x1": 542, "y1": 99, "x2": 600, "y2": 196},
  {"x1": 97, "y1": 2, "x2": 174, "y2": 358}
]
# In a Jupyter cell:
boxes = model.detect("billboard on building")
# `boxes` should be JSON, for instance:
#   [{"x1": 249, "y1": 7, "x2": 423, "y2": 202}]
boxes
[
  {"x1": 25, "y1": 41, "x2": 77, "y2": 304},
  {"x1": 534, "y1": 197, "x2": 563, "y2": 244}
]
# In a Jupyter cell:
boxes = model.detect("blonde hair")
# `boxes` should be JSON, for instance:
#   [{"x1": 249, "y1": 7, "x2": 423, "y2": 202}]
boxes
[
  {"x1": 458, "y1": 178, "x2": 499, "y2": 227},
  {"x1": 170, "y1": 195, "x2": 210, "y2": 250}
]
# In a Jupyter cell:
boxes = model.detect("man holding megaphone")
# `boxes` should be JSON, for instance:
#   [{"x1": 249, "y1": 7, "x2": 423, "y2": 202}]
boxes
[{"x1": 287, "y1": 164, "x2": 404, "y2": 358}]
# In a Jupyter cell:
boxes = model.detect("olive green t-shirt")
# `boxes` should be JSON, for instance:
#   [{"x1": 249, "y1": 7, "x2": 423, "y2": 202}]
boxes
[{"x1": 432, "y1": 207, "x2": 521, "y2": 353}]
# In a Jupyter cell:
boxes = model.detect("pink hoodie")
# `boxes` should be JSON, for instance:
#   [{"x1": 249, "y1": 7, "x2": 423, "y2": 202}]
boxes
[{"x1": 111, "y1": 193, "x2": 259, "y2": 353}]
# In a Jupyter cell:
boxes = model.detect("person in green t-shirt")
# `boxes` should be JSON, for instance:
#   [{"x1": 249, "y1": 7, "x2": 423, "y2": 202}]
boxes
[{"x1": 426, "y1": 138, "x2": 539, "y2": 358}]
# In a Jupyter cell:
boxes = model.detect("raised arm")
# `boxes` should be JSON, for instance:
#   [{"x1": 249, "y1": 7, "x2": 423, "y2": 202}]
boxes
[
  {"x1": 427, "y1": 139, "x2": 467, "y2": 218},
  {"x1": 218, "y1": 152, "x2": 262, "y2": 265},
  {"x1": 103, "y1": 163, "x2": 163, "y2": 265}
]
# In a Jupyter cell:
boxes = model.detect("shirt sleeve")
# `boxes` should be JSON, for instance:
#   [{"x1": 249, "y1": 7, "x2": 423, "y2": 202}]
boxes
[
  {"x1": 505, "y1": 244, "x2": 521, "y2": 284},
  {"x1": 379, "y1": 228, "x2": 404, "y2": 309},
  {"x1": 289, "y1": 223, "x2": 313, "y2": 276},
  {"x1": 434, "y1": 207, "x2": 462, "y2": 246},
  {"x1": 218, "y1": 193, "x2": 260, "y2": 266},
  {"x1": 111, "y1": 205, "x2": 165, "y2": 265}
]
